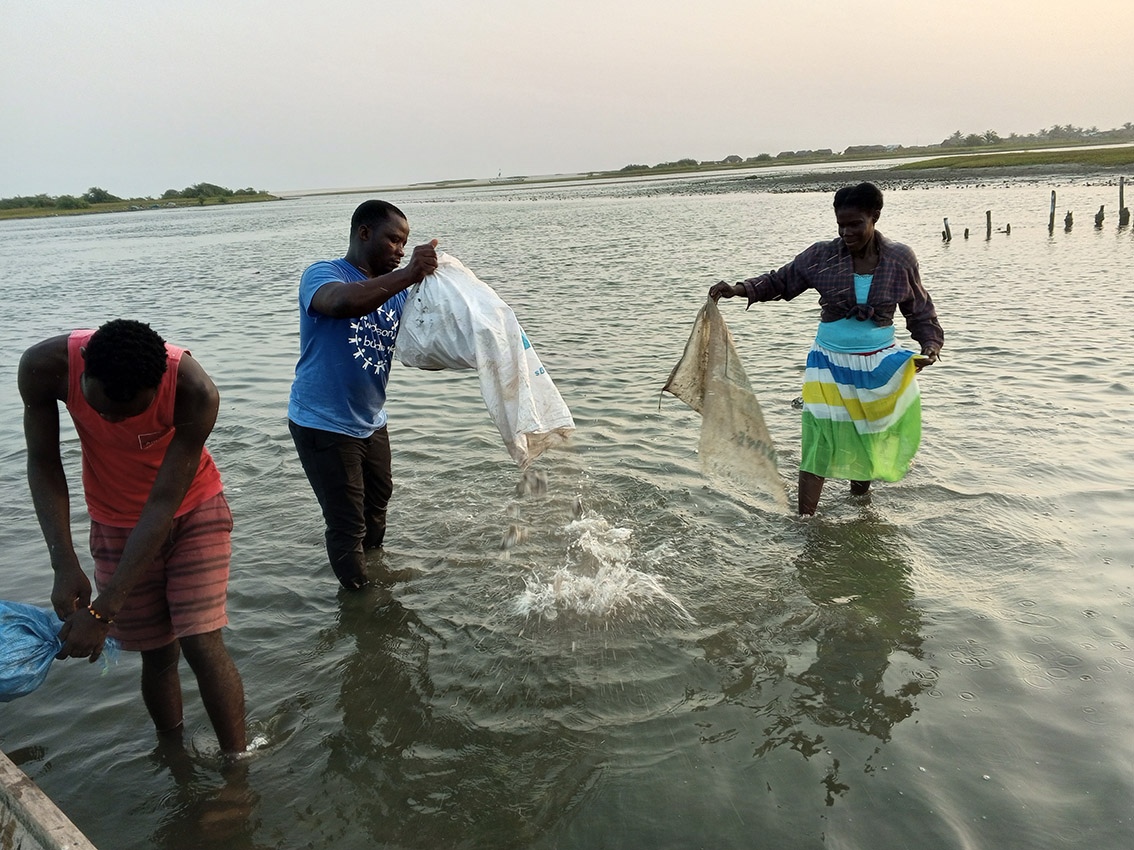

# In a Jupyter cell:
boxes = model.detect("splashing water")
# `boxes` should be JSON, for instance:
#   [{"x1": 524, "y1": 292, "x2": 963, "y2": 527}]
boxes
[{"x1": 512, "y1": 514, "x2": 694, "y2": 625}]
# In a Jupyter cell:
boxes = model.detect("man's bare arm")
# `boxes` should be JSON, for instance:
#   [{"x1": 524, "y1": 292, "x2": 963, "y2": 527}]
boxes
[
  {"x1": 19, "y1": 336, "x2": 90, "y2": 618},
  {"x1": 312, "y1": 240, "x2": 439, "y2": 318}
]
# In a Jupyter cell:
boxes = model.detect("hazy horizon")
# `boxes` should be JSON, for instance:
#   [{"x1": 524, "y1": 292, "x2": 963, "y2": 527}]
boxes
[{"x1": 3, "y1": 0, "x2": 1132, "y2": 198}]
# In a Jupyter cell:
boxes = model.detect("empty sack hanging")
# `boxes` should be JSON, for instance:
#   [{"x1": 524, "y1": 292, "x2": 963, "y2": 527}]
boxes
[{"x1": 663, "y1": 297, "x2": 788, "y2": 510}]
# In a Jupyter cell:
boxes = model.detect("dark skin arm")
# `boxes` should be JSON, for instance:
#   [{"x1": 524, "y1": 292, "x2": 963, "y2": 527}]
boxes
[
  {"x1": 709, "y1": 281, "x2": 745, "y2": 301},
  {"x1": 312, "y1": 239, "x2": 439, "y2": 318},
  {"x1": 19, "y1": 339, "x2": 221, "y2": 661},
  {"x1": 19, "y1": 336, "x2": 88, "y2": 624},
  {"x1": 711, "y1": 283, "x2": 939, "y2": 371}
]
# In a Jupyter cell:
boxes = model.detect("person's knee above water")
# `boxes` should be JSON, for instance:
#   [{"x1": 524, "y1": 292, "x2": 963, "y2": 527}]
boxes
[
  {"x1": 709, "y1": 182, "x2": 945, "y2": 516},
  {"x1": 287, "y1": 200, "x2": 439, "y2": 590},
  {"x1": 18, "y1": 318, "x2": 247, "y2": 755}
]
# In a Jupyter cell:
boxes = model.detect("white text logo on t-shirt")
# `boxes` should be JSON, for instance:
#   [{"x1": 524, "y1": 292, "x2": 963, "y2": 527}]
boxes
[{"x1": 348, "y1": 306, "x2": 399, "y2": 375}]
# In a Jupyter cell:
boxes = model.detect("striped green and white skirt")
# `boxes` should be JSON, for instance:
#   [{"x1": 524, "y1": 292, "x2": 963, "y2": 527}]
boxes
[{"x1": 800, "y1": 342, "x2": 921, "y2": 482}]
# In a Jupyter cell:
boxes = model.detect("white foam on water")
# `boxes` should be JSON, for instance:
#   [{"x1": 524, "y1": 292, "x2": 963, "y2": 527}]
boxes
[{"x1": 512, "y1": 513, "x2": 694, "y2": 625}]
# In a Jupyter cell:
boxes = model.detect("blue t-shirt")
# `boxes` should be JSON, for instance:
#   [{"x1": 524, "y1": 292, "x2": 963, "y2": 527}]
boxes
[
  {"x1": 288, "y1": 258, "x2": 408, "y2": 437},
  {"x1": 814, "y1": 273, "x2": 896, "y2": 353}
]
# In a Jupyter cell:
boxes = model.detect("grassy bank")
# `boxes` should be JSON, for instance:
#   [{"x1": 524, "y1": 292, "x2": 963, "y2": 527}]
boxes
[
  {"x1": 553, "y1": 145, "x2": 1134, "y2": 187},
  {"x1": 0, "y1": 193, "x2": 280, "y2": 221},
  {"x1": 896, "y1": 146, "x2": 1134, "y2": 170}
]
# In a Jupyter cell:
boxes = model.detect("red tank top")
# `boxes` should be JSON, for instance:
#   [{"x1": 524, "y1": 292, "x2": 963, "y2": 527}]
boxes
[{"x1": 66, "y1": 329, "x2": 224, "y2": 527}]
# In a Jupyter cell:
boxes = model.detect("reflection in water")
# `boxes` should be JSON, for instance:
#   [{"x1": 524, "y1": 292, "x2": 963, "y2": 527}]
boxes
[
  {"x1": 148, "y1": 742, "x2": 265, "y2": 850},
  {"x1": 309, "y1": 588, "x2": 602, "y2": 849},
  {"x1": 785, "y1": 516, "x2": 927, "y2": 805},
  {"x1": 706, "y1": 513, "x2": 930, "y2": 807},
  {"x1": 324, "y1": 588, "x2": 440, "y2": 758},
  {"x1": 790, "y1": 516, "x2": 925, "y2": 740}
]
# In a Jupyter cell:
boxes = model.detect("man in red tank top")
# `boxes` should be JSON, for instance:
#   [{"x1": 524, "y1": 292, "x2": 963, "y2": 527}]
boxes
[{"x1": 18, "y1": 319, "x2": 246, "y2": 756}]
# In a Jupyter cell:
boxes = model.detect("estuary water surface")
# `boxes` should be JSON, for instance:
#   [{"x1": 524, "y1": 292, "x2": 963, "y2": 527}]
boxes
[{"x1": 1, "y1": 172, "x2": 1132, "y2": 849}]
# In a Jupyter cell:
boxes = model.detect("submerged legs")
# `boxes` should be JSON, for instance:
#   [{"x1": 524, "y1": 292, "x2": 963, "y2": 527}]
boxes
[
  {"x1": 798, "y1": 471, "x2": 825, "y2": 515},
  {"x1": 798, "y1": 472, "x2": 873, "y2": 514}
]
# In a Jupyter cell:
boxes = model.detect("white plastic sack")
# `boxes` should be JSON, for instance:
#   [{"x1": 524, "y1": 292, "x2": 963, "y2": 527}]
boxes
[
  {"x1": 396, "y1": 253, "x2": 575, "y2": 468},
  {"x1": 663, "y1": 297, "x2": 788, "y2": 509}
]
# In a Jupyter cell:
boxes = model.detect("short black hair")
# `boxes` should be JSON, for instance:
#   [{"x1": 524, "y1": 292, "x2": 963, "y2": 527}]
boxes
[
  {"x1": 350, "y1": 199, "x2": 406, "y2": 235},
  {"x1": 833, "y1": 182, "x2": 884, "y2": 214},
  {"x1": 84, "y1": 319, "x2": 168, "y2": 402}
]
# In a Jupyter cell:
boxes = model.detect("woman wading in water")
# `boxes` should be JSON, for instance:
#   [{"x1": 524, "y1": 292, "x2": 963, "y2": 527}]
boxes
[{"x1": 710, "y1": 182, "x2": 944, "y2": 515}]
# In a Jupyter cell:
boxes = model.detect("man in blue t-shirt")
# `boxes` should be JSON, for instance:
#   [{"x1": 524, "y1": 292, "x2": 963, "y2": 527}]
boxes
[{"x1": 288, "y1": 200, "x2": 438, "y2": 589}]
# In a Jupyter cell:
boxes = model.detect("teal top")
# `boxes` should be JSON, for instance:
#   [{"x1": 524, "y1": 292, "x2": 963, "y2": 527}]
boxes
[{"x1": 814, "y1": 273, "x2": 896, "y2": 353}]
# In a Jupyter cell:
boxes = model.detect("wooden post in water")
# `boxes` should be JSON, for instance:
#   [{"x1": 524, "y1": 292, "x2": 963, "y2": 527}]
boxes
[
  {"x1": 1064, "y1": 211, "x2": 1073, "y2": 231},
  {"x1": 1095, "y1": 205, "x2": 1105, "y2": 228},
  {"x1": 1049, "y1": 191, "x2": 1057, "y2": 233},
  {"x1": 986, "y1": 210, "x2": 992, "y2": 240},
  {"x1": 943, "y1": 217, "x2": 952, "y2": 241},
  {"x1": 1120, "y1": 176, "x2": 1130, "y2": 227}
]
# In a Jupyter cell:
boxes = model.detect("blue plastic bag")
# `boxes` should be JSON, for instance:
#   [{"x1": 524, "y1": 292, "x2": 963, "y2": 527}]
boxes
[{"x1": 0, "y1": 599, "x2": 119, "y2": 702}]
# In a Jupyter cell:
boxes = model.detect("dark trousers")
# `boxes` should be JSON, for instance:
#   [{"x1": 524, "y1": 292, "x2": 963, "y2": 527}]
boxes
[{"x1": 289, "y1": 420, "x2": 393, "y2": 589}]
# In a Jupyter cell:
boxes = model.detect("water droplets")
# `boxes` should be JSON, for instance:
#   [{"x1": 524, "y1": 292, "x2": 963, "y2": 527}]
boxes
[{"x1": 512, "y1": 514, "x2": 693, "y2": 626}]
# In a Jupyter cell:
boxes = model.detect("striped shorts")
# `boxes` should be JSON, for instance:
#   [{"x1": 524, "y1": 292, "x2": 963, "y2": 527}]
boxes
[
  {"x1": 800, "y1": 342, "x2": 922, "y2": 482},
  {"x1": 90, "y1": 491, "x2": 233, "y2": 651}
]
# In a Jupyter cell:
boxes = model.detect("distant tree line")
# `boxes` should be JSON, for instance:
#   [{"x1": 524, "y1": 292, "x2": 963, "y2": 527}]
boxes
[
  {"x1": 160, "y1": 182, "x2": 264, "y2": 200},
  {"x1": 616, "y1": 121, "x2": 1134, "y2": 173},
  {"x1": 939, "y1": 122, "x2": 1134, "y2": 148},
  {"x1": 0, "y1": 186, "x2": 117, "y2": 210},
  {"x1": 0, "y1": 182, "x2": 268, "y2": 211}
]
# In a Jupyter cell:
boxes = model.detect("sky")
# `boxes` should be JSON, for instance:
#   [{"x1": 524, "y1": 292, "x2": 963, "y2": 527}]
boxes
[{"x1": 2, "y1": 0, "x2": 1132, "y2": 198}]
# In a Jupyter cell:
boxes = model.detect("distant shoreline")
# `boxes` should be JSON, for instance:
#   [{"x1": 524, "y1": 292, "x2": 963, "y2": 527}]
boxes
[
  {"x1": 0, "y1": 193, "x2": 279, "y2": 222},
  {"x1": 279, "y1": 145, "x2": 1134, "y2": 199},
  {"x1": 6, "y1": 147, "x2": 1131, "y2": 221},
  {"x1": 731, "y1": 161, "x2": 1133, "y2": 195}
]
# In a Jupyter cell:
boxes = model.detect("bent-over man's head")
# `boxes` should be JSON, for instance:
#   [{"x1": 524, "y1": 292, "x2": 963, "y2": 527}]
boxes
[{"x1": 82, "y1": 319, "x2": 168, "y2": 419}]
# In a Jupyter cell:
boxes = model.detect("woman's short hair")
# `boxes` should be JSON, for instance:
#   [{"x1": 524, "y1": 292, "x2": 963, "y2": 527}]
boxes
[
  {"x1": 85, "y1": 319, "x2": 168, "y2": 402},
  {"x1": 833, "y1": 182, "x2": 884, "y2": 213}
]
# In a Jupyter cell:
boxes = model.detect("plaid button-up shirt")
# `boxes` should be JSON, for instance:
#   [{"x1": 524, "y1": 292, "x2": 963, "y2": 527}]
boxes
[{"x1": 740, "y1": 231, "x2": 944, "y2": 352}]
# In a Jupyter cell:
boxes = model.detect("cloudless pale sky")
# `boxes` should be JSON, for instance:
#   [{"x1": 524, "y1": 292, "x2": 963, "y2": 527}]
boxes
[{"x1": 2, "y1": 0, "x2": 1132, "y2": 197}]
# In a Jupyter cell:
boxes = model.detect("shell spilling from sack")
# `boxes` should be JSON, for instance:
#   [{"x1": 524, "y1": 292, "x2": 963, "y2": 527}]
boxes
[{"x1": 511, "y1": 513, "x2": 694, "y2": 627}]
